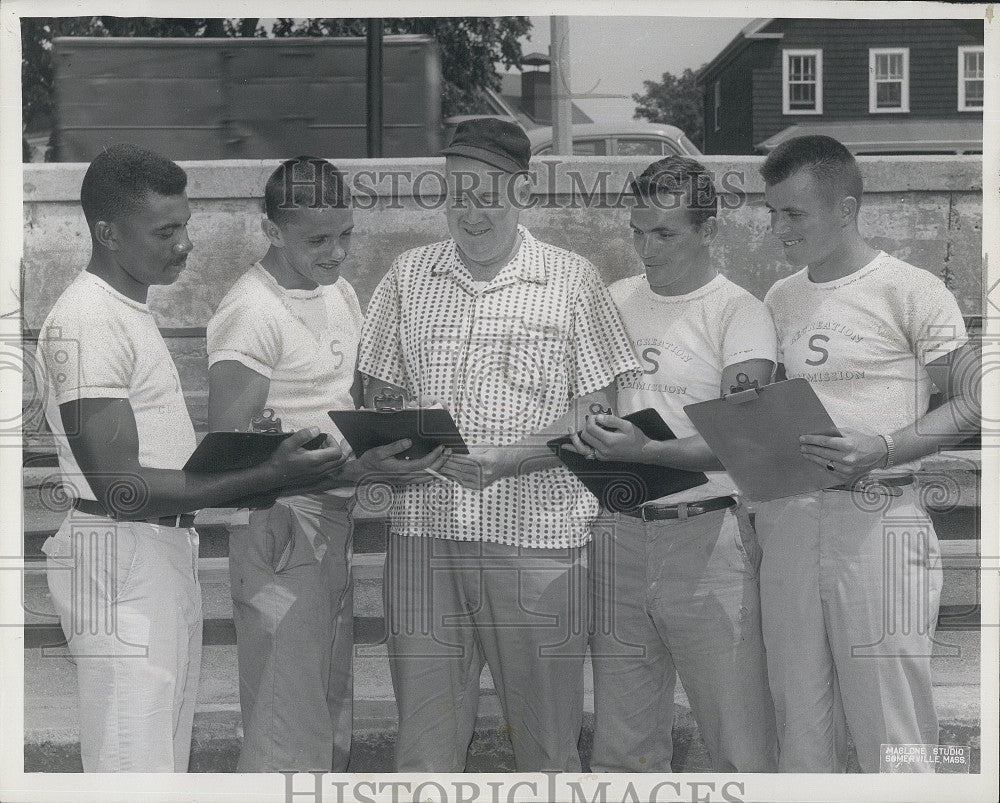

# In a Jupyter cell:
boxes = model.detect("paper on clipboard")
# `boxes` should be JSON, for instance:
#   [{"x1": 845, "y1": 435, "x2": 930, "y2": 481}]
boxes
[{"x1": 683, "y1": 378, "x2": 842, "y2": 502}]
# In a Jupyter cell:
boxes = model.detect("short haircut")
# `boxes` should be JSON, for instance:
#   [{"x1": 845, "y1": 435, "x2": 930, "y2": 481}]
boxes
[
  {"x1": 759, "y1": 135, "x2": 864, "y2": 208},
  {"x1": 630, "y1": 156, "x2": 718, "y2": 227},
  {"x1": 80, "y1": 143, "x2": 187, "y2": 228},
  {"x1": 264, "y1": 156, "x2": 350, "y2": 226}
]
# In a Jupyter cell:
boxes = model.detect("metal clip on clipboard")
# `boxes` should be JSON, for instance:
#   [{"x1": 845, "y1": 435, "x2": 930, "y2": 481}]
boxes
[
  {"x1": 373, "y1": 390, "x2": 406, "y2": 411},
  {"x1": 725, "y1": 372, "x2": 760, "y2": 404},
  {"x1": 250, "y1": 408, "x2": 283, "y2": 432}
]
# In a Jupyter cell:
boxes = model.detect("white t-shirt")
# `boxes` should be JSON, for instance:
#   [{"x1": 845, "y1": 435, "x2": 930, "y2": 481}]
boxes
[
  {"x1": 37, "y1": 271, "x2": 197, "y2": 502},
  {"x1": 765, "y1": 252, "x2": 968, "y2": 472},
  {"x1": 611, "y1": 273, "x2": 777, "y2": 503},
  {"x1": 207, "y1": 264, "x2": 364, "y2": 499}
]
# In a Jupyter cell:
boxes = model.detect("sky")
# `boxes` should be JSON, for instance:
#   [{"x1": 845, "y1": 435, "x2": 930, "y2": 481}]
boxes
[{"x1": 514, "y1": 15, "x2": 754, "y2": 123}]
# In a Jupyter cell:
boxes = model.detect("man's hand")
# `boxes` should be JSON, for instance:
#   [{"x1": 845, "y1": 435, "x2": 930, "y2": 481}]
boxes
[
  {"x1": 562, "y1": 413, "x2": 651, "y2": 463},
  {"x1": 350, "y1": 440, "x2": 449, "y2": 486},
  {"x1": 438, "y1": 446, "x2": 517, "y2": 490},
  {"x1": 799, "y1": 429, "x2": 888, "y2": 482},
  {"x1": 258, "y1": 428, "x2": 349, "y2": 490}
]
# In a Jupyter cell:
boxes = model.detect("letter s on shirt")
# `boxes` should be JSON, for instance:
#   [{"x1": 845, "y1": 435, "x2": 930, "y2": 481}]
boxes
[
  {"x1": 804, "y1": 334, "x2": 829, "y2": 366},
  {"x1": 641, "y1": 347, "x2": 661, "y2": 375}
]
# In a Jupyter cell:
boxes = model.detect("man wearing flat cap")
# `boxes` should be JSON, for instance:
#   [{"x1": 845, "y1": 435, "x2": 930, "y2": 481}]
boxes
[{"x1": 358, "y1": 117, "x2": 641, "y2": 771}]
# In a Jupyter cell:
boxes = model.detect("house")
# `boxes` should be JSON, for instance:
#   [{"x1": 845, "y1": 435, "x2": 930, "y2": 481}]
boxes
[
  {"x1": 444, "y1": 52, "x2": 593, "y2": 137},
  {"x1": 697, "y1": 18, "x2": 984, "y2": 155},
  {"x1": 495, "y1": 53, "x2": 593, "y2": 129}
]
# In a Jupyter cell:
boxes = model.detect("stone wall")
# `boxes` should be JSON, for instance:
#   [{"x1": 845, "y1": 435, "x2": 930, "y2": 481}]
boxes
[{"x1": 22, "y1": 155, "x2": 983, "y2": 327}]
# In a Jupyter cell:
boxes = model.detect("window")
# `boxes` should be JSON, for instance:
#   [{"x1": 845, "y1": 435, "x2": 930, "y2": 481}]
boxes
[
  {"x1": 783, "y1": 49, "x2": 822, "y2": 114},
  {"x1": 958, "y1": 46, "x2": 984, "y2": 111},
  {"x1": 571, "y1": 139, "x2": 607, "y2": 156},
  {"x1": 869, "y1": 48, "x2": 909, "y2": 113},
  {"x1": 616, "y1": 138, "x2": 681, "y2": 156},
  {"x1": 713, "y1": 80, "x2": 722, "y2": 132}
]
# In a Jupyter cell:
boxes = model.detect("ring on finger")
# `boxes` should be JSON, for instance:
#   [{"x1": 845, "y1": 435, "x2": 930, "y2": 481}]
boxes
[
  {"x1": 586, "y1": 447, "x2": 597, "y2": 460},
  {"x1": 826, "y1": 461, "x2": 836, "y2": 471}
]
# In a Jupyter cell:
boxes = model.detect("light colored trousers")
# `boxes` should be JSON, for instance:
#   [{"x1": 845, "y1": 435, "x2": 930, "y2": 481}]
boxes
[
  {"x1": 755, "y1": 486, "x2": 942, "y2": 772},
  {"x1": 45, "y1": 512, "x2": 202, "y2": 772},
  {"x1": 230, "y1": 495, "x2": 354, "y2": 772},
  {"x1": 589, "y1": 506, "x2": 778, "y2": 773},
  {"x1": 385, "y1": 534, "x2": 589, "y2": 772}
]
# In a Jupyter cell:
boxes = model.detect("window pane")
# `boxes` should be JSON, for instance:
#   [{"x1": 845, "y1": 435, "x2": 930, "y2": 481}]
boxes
[
  {"x1": 788, "y1": 55, "x2": 815, "y2": 81},
  {"x1": 965, "y1": 79, "x2": 984, "y2": 107},
  {"x1": 887, "y1": 54, "x2": 903, "y2": 79},
  {"x1": 964, "y1": 50, "x2": 984, "y2": 79},
  {"x1": 790, "y1": 83, "x2": 816, "y2": 108},
  {"x1": 876, "y1": 82, "x2": 902, "y2": 107},
  {"x1": 875, "y1": 53, "x2": 904, "y2": 81},
  {"x1": 616, "y1": 139, "x2": 664, "y2": 156},
  {"x1": 572, "y1": 139, "x2": 606, "y2": 156}
]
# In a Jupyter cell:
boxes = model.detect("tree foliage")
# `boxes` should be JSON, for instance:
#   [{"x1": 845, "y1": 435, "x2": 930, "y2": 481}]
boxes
[
  {"x1": 21, "y1": 16, "x2": 531, "y2": 160},
  {"x1": 632, "y1": 67, "x2": 705, "y2": 150}
]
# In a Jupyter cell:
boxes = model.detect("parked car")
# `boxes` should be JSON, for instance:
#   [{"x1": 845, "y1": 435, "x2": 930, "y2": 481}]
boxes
[{"x1": 527, "y1": 122, "x2": 702, "y2": 157}]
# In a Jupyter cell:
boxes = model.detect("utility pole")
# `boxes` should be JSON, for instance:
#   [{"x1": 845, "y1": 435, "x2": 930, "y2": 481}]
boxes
[
  {"x1": 366, "y1": 19, "x2": 384, "y2": 158},
  {"x1": 550, "y1": 16, "x2": 572, "y2": 156}
]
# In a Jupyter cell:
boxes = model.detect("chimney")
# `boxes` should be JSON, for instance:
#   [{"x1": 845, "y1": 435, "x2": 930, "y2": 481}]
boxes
[{"x1": 521, "y1": 71, "x2": 551, "y2": 123}]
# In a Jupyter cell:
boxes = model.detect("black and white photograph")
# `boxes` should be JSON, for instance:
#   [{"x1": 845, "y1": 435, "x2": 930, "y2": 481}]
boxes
[{"x1": 1, "y1": 1, "x2": 996, "y2": 801}]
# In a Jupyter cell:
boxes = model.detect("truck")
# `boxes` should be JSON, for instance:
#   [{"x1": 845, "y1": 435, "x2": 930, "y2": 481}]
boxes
[{"x1": 51, "y1": 35, "x2": 442, "y2": 161}]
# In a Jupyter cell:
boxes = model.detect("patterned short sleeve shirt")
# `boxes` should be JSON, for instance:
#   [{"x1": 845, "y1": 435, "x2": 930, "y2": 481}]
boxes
[{"x1": 358, "y1": 225, "x2": 641, "y2": 548}]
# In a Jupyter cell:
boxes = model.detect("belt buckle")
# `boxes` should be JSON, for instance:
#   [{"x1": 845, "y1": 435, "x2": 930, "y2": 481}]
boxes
[
  {"x1": 639, "y1": 504, "x2": 683, "y2": 521},
  {"x1": 677, "y1": 503, "x2": 689, "y2": 521}
]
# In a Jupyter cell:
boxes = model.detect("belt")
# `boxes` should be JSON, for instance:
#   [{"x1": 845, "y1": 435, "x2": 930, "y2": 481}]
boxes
[
  {"x1": 621, "y1": 495, "x2": 736, "y2": 522},
  {"x1": 72, "y1": 498, "x2": 197, "y2": 529},
  {"x1": 829, "y1": 475, "x2": 914, "y2": 495}
]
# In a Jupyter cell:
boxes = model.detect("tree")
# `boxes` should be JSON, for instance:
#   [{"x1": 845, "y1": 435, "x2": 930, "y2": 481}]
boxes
[
  {"x1": 632, "y1": 66, "x2": 705, "y2": 150},
  {"x1": 21, "y1": 16, "x2": 531, "y2": 160}
]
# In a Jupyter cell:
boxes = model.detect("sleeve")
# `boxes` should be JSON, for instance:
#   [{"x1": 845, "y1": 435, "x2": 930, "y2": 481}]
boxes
[
  {"x1": 356, "y1": 263, "x2": 413, "y2": 394},
  {"x1": 720, "y1": 295, "x2": 777, "y2": 367},
  {"x1": 38, "y1": 307, "x2": 132, "y2": 405},
  {"x1": 905, "y1": 275, "x2": 968, "y2": 366},
  {"x1": 568, "y1": 264, "x2": 643, "y2": 398},
  {"x1": 206, "y1": 285, "x2": 282, "y2": 378},
  {"x1": 339, "y1": 279, "x2": 366, "y2": 332}
]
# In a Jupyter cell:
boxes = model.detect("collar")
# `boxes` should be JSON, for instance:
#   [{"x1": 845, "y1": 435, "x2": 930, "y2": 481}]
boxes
[{"x1": 430, "y1": 225, "x2": 548, "y2": 291}]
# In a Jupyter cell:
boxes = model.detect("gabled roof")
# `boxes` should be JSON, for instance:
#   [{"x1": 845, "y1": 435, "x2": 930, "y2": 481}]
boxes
[{"x1": 697, "y1": 18, "x2": 785, "y2": 85}]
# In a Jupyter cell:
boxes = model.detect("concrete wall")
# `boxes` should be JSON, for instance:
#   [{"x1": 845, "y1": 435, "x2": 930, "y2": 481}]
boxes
[
  {"x1": 22, "y1": 155, "x2": 983, "y2": 330},
  {"x1": 20, "y1": 155, "x2": 982, "y2": 433}
]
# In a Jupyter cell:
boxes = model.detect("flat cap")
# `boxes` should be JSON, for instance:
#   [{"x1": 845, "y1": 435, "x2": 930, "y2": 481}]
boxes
[{"x1": 441, "y1": 117, "x2": 531, "y2": 174}]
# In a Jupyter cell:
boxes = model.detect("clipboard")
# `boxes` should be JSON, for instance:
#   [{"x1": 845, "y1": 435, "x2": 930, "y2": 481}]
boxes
[
  {"x1": 546, "y1": 407, "x2": 708, "y2": 512},
  {"x1": 683, "y1": 378, "x2": 842, "y2": 502},
  {"x1": 183, "y1": 430, "x2": 328, "y2": 473},
  {"x1": 328, "y1": 392, "x2": 468, "y2": 460}
]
